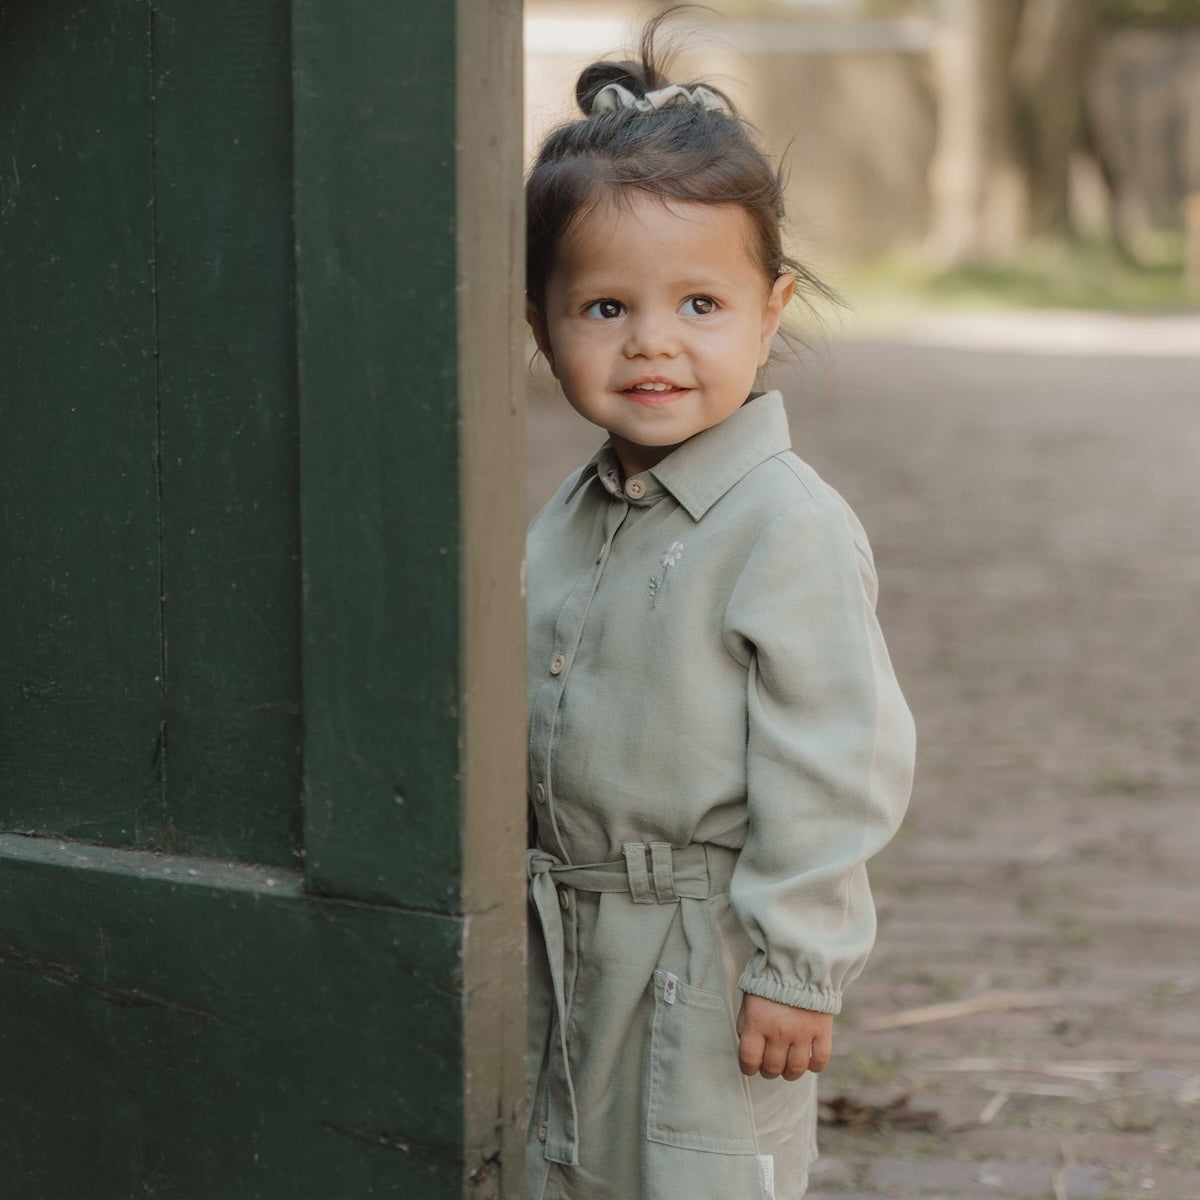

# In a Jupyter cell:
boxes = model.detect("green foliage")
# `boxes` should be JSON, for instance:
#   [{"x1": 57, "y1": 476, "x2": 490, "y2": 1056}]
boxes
[
  {"x1": 836, "y1": 235, "x2": 1197, "y2": 320},
  {"x1": 856, "y1": 0, "x2": 935, "y2": 14},
  {"x1": 740, "y1": 0, "x2": 1200, "y2": 24},
  {"x1": 843, "y1": 0, "x2": 1200, "y2": 23},
  {"x1": 1099, "y1": 0, "x2": 1200, "y2": 23}
]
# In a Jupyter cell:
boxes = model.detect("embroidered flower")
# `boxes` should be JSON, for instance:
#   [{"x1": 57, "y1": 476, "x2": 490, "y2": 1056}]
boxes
[{"x1": 649, "y1": 542, "x2": 684, "y2": 608}]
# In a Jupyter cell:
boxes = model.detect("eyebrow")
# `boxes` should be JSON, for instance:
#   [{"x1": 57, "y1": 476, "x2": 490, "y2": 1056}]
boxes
[{"x1": 560, "y1": 278, "x2": 729, "y2": 303}]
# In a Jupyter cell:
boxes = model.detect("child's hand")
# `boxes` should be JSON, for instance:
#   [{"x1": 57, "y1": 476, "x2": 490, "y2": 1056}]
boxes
[{"x1": 735, "y1": 993, "x2": 833, "y2": 1081}]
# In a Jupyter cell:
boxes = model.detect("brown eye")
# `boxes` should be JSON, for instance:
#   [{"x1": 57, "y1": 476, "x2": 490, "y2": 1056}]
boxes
[
  {"x1": 585, "y1": 299, "x2": 624, "y2": 319},
  {"x1": 682, "y1": 296, "x2": 716, "y2": 316}
]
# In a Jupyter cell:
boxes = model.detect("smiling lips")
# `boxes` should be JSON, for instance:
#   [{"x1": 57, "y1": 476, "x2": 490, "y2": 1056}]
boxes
[{"x1": 622, "y1": 379, "x2": 691, "y2": 406}]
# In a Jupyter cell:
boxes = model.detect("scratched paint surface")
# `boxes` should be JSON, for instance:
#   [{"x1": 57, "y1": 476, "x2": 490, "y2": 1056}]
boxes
[
  {"x1": 0, "y1": 837, "x2": 464, "y2": 1196},
  {"x1": 1, "y1": 1, "x2": 522, "y2": 1194},
  {"x1": 0, "y1": 1, "x2": 301, "y2": 863}
]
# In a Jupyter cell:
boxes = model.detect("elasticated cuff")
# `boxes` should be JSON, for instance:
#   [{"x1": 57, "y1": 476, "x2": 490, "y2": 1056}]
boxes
[{"x1": 738, "y1": 968, "x2": 842, "y2": 1015}]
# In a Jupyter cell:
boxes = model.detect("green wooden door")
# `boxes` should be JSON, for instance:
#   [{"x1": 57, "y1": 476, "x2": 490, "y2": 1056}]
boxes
[{"x1": 0, "y1": 2, "x2": 526, "y2": 1196}]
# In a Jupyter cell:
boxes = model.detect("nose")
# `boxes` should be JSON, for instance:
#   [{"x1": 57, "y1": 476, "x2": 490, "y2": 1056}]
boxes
[{"x1": 621, "y1": 308, "x2": 680, "y2": 360}]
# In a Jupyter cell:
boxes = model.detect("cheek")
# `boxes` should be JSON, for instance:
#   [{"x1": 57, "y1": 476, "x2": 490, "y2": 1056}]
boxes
[
  {"x1": 556, "y1": 333, "x2": 604, "y2": 378},
  {"x1": 716, "y1": 318, "x2": 769, "y2": 369}
]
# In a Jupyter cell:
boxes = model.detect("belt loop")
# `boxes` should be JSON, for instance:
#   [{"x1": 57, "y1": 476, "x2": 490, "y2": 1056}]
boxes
[
  {"x1": 649, "y1": 842, "x2": 678, "y2": 903},
  {"x1": 623, "y1": 842, "x2": 654, "y2": 904}
]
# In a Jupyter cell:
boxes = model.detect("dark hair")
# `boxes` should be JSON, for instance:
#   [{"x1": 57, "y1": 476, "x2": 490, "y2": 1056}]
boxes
[{"x1": 525, "y1": 7, "x2": 835, "y2": 318}]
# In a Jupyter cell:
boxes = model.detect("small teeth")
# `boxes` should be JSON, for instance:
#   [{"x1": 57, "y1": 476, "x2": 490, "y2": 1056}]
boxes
[{"x1": 630, "y1": 382, "x2": 674, "y2": 392}]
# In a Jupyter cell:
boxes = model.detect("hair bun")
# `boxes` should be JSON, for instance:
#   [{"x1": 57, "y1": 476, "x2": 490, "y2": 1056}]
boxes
[{"x1": 576, "y1": 60, "x2": 656, "y2": 115}]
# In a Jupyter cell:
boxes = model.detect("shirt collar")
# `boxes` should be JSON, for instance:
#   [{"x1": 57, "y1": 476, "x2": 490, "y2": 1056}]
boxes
[
  {"x1": 565, "y1": 447, "x2": 623, "y2": 505},
  {"x1": 650, "y1": 391, "x2": 792, "y2": 519},
  {"x1": 565, "y1": 392, "x2": 792, "y2": 518}
]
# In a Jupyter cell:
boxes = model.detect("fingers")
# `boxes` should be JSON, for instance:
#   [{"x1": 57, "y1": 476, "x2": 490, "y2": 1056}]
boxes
[
  {"x1": 737, "y1": 1028, "x2": 765, "y2": 1077},
  {"x1": 743, "y1": 1032, "x2": 817, "y2": 1081},
  {"x1": 758, "y1": 1038, "x2": 789, "y2": 1080},
  {"x1": 736, "y1": 994, "x2": 835, "y2": 1081},
  {"x1": 748, "y1": 1032, "x2": 833, "y2": 1081},
  {"x1": 782, "y1": 1040, "x2": 811, "y2": 1081},
  {"x1": 809, "y1": 1028, "x2": 832, "y2": 1073}
]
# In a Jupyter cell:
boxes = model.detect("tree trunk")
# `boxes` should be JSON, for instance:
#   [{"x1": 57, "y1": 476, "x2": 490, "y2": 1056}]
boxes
[
  {"x1": 1013, "y1": 0, "x2": 1097, "y2": 237},
  {"x1": 927, "y1": 0, "x2": 1028, "y2": 265}
]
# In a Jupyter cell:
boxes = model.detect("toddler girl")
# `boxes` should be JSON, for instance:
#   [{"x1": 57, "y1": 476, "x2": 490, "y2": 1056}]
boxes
[{"x1": 524, "y1": 17, "x2": 915, "y2": 1200}]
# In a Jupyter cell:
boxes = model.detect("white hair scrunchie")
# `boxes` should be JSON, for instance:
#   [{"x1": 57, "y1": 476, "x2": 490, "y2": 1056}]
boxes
[{"x1": 591, "y1": 82, "x2": 726, "y2": 116}]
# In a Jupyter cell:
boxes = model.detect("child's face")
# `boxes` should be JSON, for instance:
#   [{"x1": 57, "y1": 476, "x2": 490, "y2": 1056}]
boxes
[{"x1": 530, "y1": 194, "x2": 794, "y2": 477}]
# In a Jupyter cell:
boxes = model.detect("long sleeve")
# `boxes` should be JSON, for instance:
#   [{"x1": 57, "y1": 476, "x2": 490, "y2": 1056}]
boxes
[{"x1": 722, "y1": 488, "x2": 915, "y2": 1013}]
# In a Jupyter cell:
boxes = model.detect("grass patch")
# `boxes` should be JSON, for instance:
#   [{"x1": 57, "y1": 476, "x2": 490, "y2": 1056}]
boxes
[
  {"x1": 1089, "y1": 764, "x2": 1161, "y2": 797},
  {"x1": 841, "y1": 1049, "x2": 909, "y2": 1087},
  {"x1": 825, "y1": 236, "x2": 1198, "y2": 329},
  {"x1": 1050, "y1": 914, "x2": 1095, "y2": 949}
]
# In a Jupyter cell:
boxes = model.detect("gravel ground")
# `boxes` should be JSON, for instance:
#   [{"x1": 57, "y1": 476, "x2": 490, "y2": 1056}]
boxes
[{"x1": 526, "y1": 325, "x2": 1200, "y2": 1200}]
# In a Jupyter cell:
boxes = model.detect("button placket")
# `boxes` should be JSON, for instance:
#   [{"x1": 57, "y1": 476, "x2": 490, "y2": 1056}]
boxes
[{"x1": 535, "y1": 499, "x2": 631, "y2": 858}]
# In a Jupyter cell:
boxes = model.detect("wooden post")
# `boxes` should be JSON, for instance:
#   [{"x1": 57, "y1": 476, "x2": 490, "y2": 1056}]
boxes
[
  {"x1": 0, "y1": 0, "x2": 525, "y2": 1194},
  {"x1": 1185, "y1": 194, "x2": 1200, "y2": 289},
  {"x1": 457, "y1": 6, "x2": 529, "y2": 1190},
  {"x1": 292, "y1": 0, "x2": 526, "y2": 1181}
]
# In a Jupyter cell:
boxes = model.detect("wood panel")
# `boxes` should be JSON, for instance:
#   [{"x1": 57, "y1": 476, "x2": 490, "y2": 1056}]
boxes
[
  {"x1": 0, "y1": 833, "x2": 463, "y2": 1197},
  {"x1": 2, "y1": 1, "x2": 526, "y2": 1193},
  {"x1": 456, "y1": 0, "x2": 528, "y2": 1188},
  {"x1": 293, "y1": 0, "x2": 465, "y2": 908},
  {"x1": 152, "y1": 0, "x2": 302, "y2": 864},
  {"x1": 0, "y1": 0, "x2": 162, "y2": 842}
]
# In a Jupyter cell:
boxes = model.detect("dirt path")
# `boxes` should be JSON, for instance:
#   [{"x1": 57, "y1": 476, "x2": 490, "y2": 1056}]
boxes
[{"x1": 526, "y1": 332, "x2": 1200, "y2": 1199}]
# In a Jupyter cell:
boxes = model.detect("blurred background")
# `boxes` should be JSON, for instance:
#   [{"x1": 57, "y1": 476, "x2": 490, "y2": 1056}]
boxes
[
  {"x1": 526, "y1": 0, "x2": 1200, "y2": 320},
  {"x1": 524, "y1": 4, "x2": 1200, "y2": 1197}
]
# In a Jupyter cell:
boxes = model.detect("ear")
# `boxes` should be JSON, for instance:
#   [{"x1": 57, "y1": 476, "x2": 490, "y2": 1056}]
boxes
[
  {"x1": 526, "y1": 301, "x2": 557, "y2": 377},
  {"x1": 758, "y1": 274, "x2": 795, "y2": 367}
]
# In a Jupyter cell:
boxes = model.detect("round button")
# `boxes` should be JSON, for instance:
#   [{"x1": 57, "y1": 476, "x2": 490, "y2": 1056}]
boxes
[
  {"x1": 534, "y1": 782, "x2": 546, "y2": 804},
  {"x1": 537, "y1": 1120, "x2": 548, "y2": 1143},
  {"x1": 625, "y1": 478, "x2": 646, "y2": 499},
  {"x1": 549, "y1": 653, "x2": 565, "y2": 675},
  {"x1": 558, "y1": 886, "x2": 570, "y2": 911}
]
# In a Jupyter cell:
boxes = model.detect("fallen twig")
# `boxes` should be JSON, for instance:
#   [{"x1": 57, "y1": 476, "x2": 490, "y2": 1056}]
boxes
[
  {"x1": 1052, "y1": 1138, "x2": 1077, "y2": 1200},
  {"x1": 860, "y1": 991, "x2": 1057, "y2": 1032},
  {"x1": 917, "y1": 1057, "x2": 1141, "y2": 1082},
  {"x1": 976, "y1": 1079, "x2": 1098, "y2": 1100}
]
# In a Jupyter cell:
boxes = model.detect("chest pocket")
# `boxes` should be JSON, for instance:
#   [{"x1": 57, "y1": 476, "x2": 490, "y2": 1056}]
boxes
[{"x1": 645, "y1": 969, "x2": 757, "y2": 1155}]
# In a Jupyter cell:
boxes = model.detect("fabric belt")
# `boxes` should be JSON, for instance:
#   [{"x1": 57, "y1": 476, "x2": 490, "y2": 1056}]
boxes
[{"x1": 526, "y1": 841, "x2": 738, "y2": 1165}]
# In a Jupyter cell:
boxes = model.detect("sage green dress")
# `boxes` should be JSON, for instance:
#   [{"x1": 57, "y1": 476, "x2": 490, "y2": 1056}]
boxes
[{"x1": 525, "y1": 392, "x2": 915, "y2": 1200}]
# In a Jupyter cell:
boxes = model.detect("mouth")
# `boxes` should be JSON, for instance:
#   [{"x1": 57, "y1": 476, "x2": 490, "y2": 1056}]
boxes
[{"x1": 620, "y1": 378, "x2": 691, "y2": 406}]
